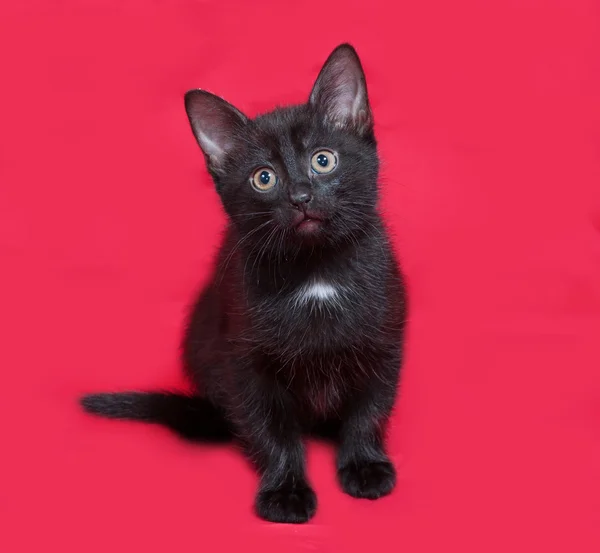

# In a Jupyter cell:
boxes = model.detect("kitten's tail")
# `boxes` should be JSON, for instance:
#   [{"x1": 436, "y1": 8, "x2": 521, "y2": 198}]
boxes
[{"x1": 80, "y1": 391, "x2": 233, "y2": 442}]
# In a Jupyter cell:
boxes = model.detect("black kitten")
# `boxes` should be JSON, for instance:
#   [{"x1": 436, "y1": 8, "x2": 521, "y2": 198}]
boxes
[{"x1": 82, "y1": 44, "x2": 406, "y2": 524}]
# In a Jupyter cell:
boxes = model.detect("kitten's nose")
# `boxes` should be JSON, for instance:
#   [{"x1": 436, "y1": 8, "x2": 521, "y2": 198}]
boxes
[{"x1": 289, "y1": 187, "x2": 313, "y2": 209}]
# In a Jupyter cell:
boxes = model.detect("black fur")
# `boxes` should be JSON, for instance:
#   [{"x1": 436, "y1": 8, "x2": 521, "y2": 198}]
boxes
[
  {"x1": 81, "y1": 44, "x2": 406, "y2": 524},
  {"x1": 81, "y1": 392, "x2": 232, "y2": 441}
]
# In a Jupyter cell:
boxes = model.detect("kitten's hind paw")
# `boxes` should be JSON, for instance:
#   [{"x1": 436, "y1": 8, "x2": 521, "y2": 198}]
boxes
[
  {"x1": 255, "y1": 482, "x2": 317, "y2": 523},
  {"x1": 338, "y1": 460, "x2": 396, "y2": 499}
]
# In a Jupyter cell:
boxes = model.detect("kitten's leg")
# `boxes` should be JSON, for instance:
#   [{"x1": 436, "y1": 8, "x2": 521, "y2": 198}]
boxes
[
  {"x1": 253, "y1": 435, "x2": 316, "y2": 524},
  {"x1": 336, "y1": 352, "x2": 400, "y2": 499},
  {"x1": 234, "y1": 374, "x2": 316, "y2": 523}
]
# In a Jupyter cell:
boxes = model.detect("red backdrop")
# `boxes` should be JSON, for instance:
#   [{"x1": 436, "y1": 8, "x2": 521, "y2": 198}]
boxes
[{"x1": 1, "y1": 1, "x2": 600, "y2": 551}]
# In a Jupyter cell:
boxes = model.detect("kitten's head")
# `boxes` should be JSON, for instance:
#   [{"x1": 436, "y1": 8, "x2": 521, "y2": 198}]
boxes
[{"x1": 184, "y1": 44, "x2": 379, "y2": 250}]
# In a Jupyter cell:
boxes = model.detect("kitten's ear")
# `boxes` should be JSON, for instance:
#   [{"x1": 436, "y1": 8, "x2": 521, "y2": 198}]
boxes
[
  {"x1": 309, "y1": 44, "x2": 372, "y2": 134},
  {"x1": 184, "y1": 89, "x2": 249, "y2": 173}
]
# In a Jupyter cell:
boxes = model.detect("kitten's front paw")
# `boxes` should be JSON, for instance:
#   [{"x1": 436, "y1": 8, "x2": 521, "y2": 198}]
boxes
[
  {"x1": 338, "y1": 460, "x2": 396, "y2": 499},
  {"x1": 255, "y1": 482, "x2": 317, "y2": 523}
]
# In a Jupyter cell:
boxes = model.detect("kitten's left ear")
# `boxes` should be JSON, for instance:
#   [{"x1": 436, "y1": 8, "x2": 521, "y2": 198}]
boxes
[
  {"x1": 309, "y1": 44, "x2": 372, "y2": 135},
  {"x1": 184, "y1": 89, "x2": 249, "y2": 175}
]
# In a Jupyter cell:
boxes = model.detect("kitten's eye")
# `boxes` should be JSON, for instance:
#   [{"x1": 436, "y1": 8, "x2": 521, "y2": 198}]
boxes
[
  {"x1": 251, "y1": 167, "x2": 278, "y2": 191},
  {"x1": 311, "y1": 150, "x2": 338, "y2": 174}
]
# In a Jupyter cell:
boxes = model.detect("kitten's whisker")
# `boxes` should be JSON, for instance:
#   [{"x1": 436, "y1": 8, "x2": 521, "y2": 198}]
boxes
[
  {"x1": 246, "y1": 223, "x2": 280, "y2": 286},
  {"x1": 229, "y1": 211, "x2": 273, "y2": 220},
  {"x1": 217, "y1": 220, "x2": 273, "y2": 285}
]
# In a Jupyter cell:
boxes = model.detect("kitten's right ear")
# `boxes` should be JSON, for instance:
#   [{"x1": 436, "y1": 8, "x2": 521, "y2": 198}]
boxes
[
  {"x1": 309, "y1": 44, "x2": 372, "y2": 135},
  {"x1": 184, "y1": 89, "x2": 249, "y2": 173}
]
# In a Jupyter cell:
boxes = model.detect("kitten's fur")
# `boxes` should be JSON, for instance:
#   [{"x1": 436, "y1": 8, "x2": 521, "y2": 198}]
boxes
[{"x1": 82, "y1": 44, "x2": 406, "y2": 524}]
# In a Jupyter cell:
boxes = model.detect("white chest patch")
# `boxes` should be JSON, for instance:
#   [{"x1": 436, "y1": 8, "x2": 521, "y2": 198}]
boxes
[{"x1": 296, "y1": 281, "x2": 339, "y2": 304}]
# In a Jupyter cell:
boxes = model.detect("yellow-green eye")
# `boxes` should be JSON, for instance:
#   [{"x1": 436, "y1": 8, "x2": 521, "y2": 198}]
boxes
[
  {"x1": 251, "y1": 167, "x2": 278, "y2": 191},
  {"x1": 311, "y1": 150, "x2": 337, "y2": 174}
]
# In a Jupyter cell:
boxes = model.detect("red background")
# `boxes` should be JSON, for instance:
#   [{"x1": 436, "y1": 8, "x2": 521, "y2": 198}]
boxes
[{"x1": 1, "y1": 1, "x2": 600, "y2": 551}]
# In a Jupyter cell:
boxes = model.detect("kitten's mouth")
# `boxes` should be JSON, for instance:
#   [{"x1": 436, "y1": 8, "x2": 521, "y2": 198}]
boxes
[{"x1": 294, "y1": 212, "x2": 324, "y2": 233}]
